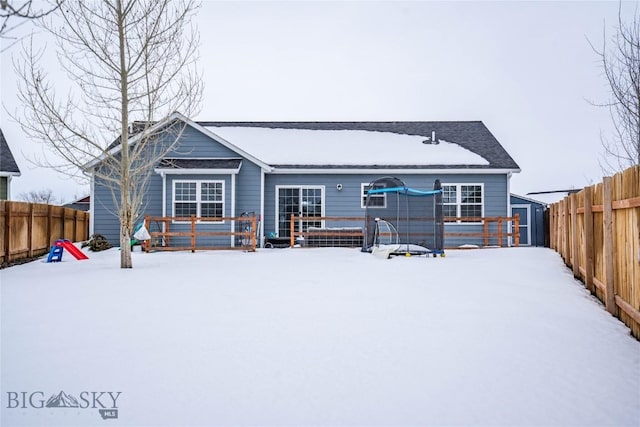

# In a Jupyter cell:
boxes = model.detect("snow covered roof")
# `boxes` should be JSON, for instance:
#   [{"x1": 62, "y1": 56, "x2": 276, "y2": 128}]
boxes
[
  {"x1": 0, "y1": 128, "x2": 21, "y2": 175},
  {"x1": 203, "y1": 126, "x2": 488, "y2": 167},
  {"x1": 199, "y1": 121, "x2": 520, "y2": 171}
]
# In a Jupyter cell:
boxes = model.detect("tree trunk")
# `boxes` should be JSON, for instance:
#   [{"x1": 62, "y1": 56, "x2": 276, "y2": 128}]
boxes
[
  {"x1": 117, "y1": 0, "x2": 132, "y2": 269},
  {"x1": 120, "y1": 217, "x2": 132, "y2": 268}
]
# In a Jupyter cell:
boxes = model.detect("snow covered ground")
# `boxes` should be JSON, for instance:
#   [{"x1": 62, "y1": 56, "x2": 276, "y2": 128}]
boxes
[{"x1": 1, "y1": 246, "x2": 639, "y2": 426}]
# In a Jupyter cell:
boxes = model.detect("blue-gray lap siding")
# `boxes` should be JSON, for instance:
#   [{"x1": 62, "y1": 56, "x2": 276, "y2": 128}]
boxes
[
  {"x1": 263, "y1": 173, "x2": 510, "y2": 247},
  {"x1": 92, "y1": 124, "x2": 511, "y2": 248},
  {"x1": 92, "y1": 126, "x2": 263, "y2": 246}
]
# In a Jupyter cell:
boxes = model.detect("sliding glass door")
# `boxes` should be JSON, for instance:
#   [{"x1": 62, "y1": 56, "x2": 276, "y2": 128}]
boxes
[{"x1": 276, "y1": 186, "x2": 324, "y2": 238}]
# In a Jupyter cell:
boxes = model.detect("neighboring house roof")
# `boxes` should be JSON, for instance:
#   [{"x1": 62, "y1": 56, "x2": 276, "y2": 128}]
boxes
[
  {"x1": 63, "y1": 196, "x2": 91, "y2": 212},
  {"x1": 0, "y1": 128, "x2": 21, "y2": 175},
  {"x1": 200, "y1": 121, "x2": 520, "y2": 171}
]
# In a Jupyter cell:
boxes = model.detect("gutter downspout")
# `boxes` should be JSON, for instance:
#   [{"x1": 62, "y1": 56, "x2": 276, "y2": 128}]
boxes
[
  {"x1": 231, "y1": 174, "x2": 236, "y2": 248},
  {"x1": 260, "y1": 168, "x2": 266, "y2": 248},
  {"x1": 161, "y1": 172, "x2": 166, "y2": 218},
  {"x1": 161, "y1": 172, "x2": 167, "y2": 241},
  {"x1": 507, "y1": 171, "x2": 512, "y2": 247},
  {"x1": 89, "y1": 173, "x2": 95, "y2": 235}
]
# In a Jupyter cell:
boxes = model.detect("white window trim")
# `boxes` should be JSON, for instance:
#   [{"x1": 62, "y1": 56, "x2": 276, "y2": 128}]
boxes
[
  {"x1": 361, "y1": 183, "x2": 387, "y2": 209},
  {"x1": 172, "y1": 179, "x2": 225, "y2": 224},
  {"x1": 442, "y1": 183, "x2": 484, "y2": 224}
]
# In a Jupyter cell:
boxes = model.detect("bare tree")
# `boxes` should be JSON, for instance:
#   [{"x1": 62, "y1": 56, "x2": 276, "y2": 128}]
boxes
[
  {"x1": 19, "y1": 188, "x2": 56, "y2": 204},
  {"x1": 1, "y1": 0, "x2": 62, "y2": 43},
  {"x1": 12, "y1": 0, "x2": 203, "y2": 268},
  {"x1": 591, "y1": 4, "x2": 640, "y2": 173}
]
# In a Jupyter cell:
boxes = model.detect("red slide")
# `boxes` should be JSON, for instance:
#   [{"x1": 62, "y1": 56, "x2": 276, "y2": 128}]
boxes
[{"x1": 59, "y1": 240, "x2": 89, "y2": 260}]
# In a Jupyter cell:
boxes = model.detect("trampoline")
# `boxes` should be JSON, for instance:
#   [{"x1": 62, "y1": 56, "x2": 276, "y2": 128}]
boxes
[{"x1": 362, "y1": 176, "x2": 445, "y2": 257}]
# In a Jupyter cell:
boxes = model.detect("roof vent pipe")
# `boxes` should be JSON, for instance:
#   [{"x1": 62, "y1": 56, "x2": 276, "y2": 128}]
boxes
[
  {"x1": 432, "y1": 130, "x2": 440, "y2": 144},
  {"x1": 422, "y1": 130, "x2": 439, "y2": 145}
]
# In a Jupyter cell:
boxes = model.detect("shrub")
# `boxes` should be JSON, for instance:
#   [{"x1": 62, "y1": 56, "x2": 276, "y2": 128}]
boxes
[{"x1": 82, "y1": 234, "x2": 113, "y2": 252}]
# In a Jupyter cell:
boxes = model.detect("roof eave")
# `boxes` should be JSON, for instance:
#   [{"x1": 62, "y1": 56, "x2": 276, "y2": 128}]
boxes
[
  {"x1": 269, "y1": 167, "x2": 521, "y2": 174},
  {"x1": 154, "y1": 168, "x2": 241, "y2": 175},
  {"x1": 84, "y1": 111, "x2": 192, "y2": 171}
]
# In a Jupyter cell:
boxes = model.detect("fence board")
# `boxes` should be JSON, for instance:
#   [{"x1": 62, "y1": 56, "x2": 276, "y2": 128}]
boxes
[
  {"x1": 0, "y1": 201, "x2": 90, "y2": 266},
  {"x1": 549, "y1": 165, "x2": 639, "y2": 338}
]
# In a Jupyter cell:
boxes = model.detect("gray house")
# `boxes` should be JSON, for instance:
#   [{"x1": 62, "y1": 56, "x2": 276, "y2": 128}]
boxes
[
  {"x1": 89, "y1": 113, "x2": 521, "y2": 248},
  {"x1": 0, "y1": 128, "x2": 21, "y2": 200}
]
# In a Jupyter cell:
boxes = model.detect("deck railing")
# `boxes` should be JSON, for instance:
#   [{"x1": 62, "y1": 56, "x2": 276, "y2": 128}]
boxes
[{"x1": 288, "y1": 215, "x2": 520, "y2": 248}]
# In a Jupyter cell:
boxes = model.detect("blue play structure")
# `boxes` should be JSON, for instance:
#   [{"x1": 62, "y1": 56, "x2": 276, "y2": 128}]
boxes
[
  {"x1": 47, "y1": 244, "x2": 64, "y2": 262},
  {"x1": 46, "y1": 239, "x2": 89, "y2": 262}
]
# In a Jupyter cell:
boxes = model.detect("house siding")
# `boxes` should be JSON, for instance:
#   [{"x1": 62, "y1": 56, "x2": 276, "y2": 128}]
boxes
[
  {"x1": 93, "y1": 125, "x2": 264, "y2": 246},
  {"x1": 0, "y1": 177, "x2": 7, "y2": 200},
  {"x1": 263, "y1": 173, "x2": 509, "y2": 247},
  {"x1": 92, "y1": 121, "x2": 515, "y2": 249}
]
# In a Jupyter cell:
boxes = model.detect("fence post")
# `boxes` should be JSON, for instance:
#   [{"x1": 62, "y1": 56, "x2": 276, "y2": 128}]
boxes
[
  {"x1": 548, "y1": 205, "x2": 553, "y2": 250},
  {"x1": 571, "y1": 193, "x2": 579, "y2": 278},
  {"x1": 191, "y1": 215, "x2": 196, "y2": 253},
  {"x1": 483, "y1": 219, "x2": 489, "y2": 247},
  {"x1": 47, "y1": 204, "x2": 53, "y2": 247},
  {"x1": 584, "y1": 186, "x2": 595, "y2": 293},
  {"x1": 28, "y1": 203, "x2": 34, "y2": 258},
  {"x1": 251, "y1": 215, "x2": 257, "y2": 251},
  {"x1": 563, "y1": 198, "x2": 570, "y2": 264},
  {"x1": 72, "y1": 209, "x2": 78, "y2": 242},
  {"x1": 3, "y1": 201, "x2": 11, "y2": 264},
  {"x1": 143, "y1": 215, "x2": 150, "y2": 252},
  {"x1": 551, "y1": 204, "x2": 556, "y2": 250},
  {"x1": 514, "y1": 213, "x2": 520, "y2": 247},
  {"x1": 603, "y1": 176, "x2": 617, "y2": 316},
  {"x1": 61, "y1": 208, "x2": 66, "y2": 240},
  {"x1": 290, "y1": 214, "x2": 295, "y2": 247}
]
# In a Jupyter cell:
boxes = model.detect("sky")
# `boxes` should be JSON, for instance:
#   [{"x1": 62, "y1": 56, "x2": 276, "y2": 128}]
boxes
[{"x1": 0, "y1": 0, "x2": 637, "y2": 204}]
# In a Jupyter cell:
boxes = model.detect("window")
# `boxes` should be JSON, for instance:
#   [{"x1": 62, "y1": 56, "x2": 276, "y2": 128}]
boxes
[
  {"x1": 442, "y1": 184, "x2": 483, "y2": 222},
  {"x1": 361, "y1": 183, "x2": 386, "y2": 209},
  {"x1": 173, "y1": 180, "x2": 224, "y2": 221}
]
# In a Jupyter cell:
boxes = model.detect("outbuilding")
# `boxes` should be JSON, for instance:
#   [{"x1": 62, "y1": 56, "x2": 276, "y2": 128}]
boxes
[{"x1": 510, "y1": 194, "x2": 547, "y2": 247}]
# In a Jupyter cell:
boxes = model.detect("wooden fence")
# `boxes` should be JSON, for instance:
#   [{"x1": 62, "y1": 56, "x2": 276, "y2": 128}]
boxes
[
  {"x1": 549, "y1": 165, "x2": 640, "y2": 338},
  {"x1": 144, "y1": 214, "x2": 257, "y2": 252},
  {"x1": 289, "y1": 215, "x2": 520, "y2": 248},
  {"x1": 447, "y1": 216, "x2": 520, "y2": 247},
  {"x1": 0, "y1": 201, "x2": 90, "y2": 265}
]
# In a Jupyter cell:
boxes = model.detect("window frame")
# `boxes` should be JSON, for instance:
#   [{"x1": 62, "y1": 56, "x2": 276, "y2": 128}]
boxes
[
  {"x1": 361, "y1": 182, "x2": 387, "y2": 209},
  {"x1": 172, "y1": 179, "x2": 225, "y2": 224},
  {"x1": 441, "y1": 183, "x2": 484, "y2": 224}
]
